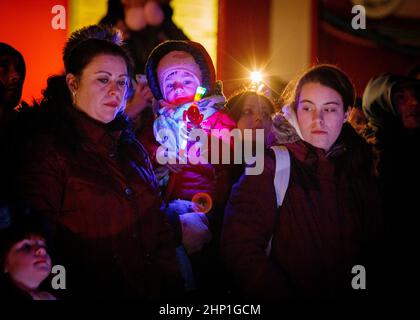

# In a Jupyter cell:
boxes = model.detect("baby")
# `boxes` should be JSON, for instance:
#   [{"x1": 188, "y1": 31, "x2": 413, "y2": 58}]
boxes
[{"x1": 145, "y1": 40, "x2": 235, "y2": 210}]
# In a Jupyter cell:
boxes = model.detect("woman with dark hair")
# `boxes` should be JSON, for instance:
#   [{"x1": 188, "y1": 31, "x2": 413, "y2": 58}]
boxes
[
  {"x1": 226, "y1": 90, "x2": 276, "y2": 146},
  {"x1": 221, "y1": 64, "x2": 384, "y2": 299},
  {"x1": 14, "y1": 25, "x2": 181, "y2": 299},
  {"x1": 225, "y1": 90, "x2": 277, "y2": 183}
]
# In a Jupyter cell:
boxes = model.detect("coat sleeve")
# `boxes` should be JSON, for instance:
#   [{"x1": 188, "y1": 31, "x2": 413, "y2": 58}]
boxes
[{"x1": 221, "y1": 153, "x2": 294, "y2": 299}]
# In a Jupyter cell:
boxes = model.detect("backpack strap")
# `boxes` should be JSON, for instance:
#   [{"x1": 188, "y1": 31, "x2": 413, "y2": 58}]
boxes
[
  {"x1": 265, "y1": 145, "x2": 291, "y2": 256},
  {"x1": 271, "y1": 145, "x2": 291, "y2": 207}
]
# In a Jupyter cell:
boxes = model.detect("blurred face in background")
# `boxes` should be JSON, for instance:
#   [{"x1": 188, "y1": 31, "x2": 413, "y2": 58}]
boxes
[
  {"x1": 297, "y1": 82, "x2": 349, "y2": 151},
  {"x1": 0, "y1": 54, "x2": 24, "y2": 110},
  {"x1": 237, "y1": 94, "x2": 273, "y2": 143},
  {"x1": 392, "y1": 85, "x2": 420, "y2": 130},
  {"x1": 67, "y1": 54, "x2": 129, "y2": 123}
]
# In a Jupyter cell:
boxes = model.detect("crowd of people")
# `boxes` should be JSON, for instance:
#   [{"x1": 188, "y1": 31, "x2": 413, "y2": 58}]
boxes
[{"x1": 0, "y1": 21, "x2": 419, "y2": 301}]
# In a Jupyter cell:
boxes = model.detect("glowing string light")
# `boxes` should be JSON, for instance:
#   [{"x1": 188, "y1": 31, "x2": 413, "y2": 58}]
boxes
[{"x1": 194, "y1": 86, "x2": 207, "y2": 102}]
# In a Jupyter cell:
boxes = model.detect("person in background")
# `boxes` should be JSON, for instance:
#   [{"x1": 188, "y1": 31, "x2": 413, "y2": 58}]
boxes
[
  {"x1": 0, "y1": 42, "x2": 28, "y2": 121},
  {"x1": 0, "y1": 203, "x2": 56, "y2": 300},
  {"x1": 225, "y1": 89, "x2": 276, "y2": 182},
  {"x1": 100, "y1": 0, "x2": 188, "y2": 74},
  {"x1": 362, "y1": 73, "x2": 420, "y2": 297},
  {"x1": 226, "y1": 89, "x2": 276, "y2": 146},
  {"x1": 0, "y1": 43, "x2": 29, "y2": 204}
]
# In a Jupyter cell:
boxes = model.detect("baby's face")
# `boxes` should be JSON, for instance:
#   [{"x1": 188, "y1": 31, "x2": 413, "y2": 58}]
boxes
[
  {"x1": 161, "y1": 70, "x2": 200, "y2": 106},
  {"x1": 4, "y1": 234, "x2": 52, "y2": 290}
]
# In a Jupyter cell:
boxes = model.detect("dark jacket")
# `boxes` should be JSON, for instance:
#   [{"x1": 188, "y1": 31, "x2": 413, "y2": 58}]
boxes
[
  {"x1": 15, "y1": 103, "x2": 182, "y2": 299},
  {"x1": 221, "y1": 124, "x2": 384, "y2": 299}
]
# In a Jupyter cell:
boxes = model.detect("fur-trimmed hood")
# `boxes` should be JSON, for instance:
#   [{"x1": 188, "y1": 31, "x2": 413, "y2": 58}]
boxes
[
  {"x1": 267, "y1": 111, "x2": 301, "y2": 146},
  {"x1": 145, "y1": 40, "x2": 216, "y2": 101}
]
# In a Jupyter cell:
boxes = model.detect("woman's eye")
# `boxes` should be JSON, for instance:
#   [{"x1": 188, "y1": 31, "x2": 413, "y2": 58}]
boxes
[
  {"x1": 324, "y1": 107, "x2": 337, "y2": 112},
  {"x1": 302, "y1": 106, "x2": 312, "y2": 111},
  {"x1": 166, "y1": 83, "x2": 174, "y2": 90},
  {"x1": 183, "y1": 80, "x2": 192, "y2": 85},
  {"x1": 118, "y1": 80, "x2": 128, "y2": 86},
  {"x1": 18, "y1": 243, "x2": 33, "y2": 253},
  {"x1": 98, "y1": 78, "x2": 109, "y2": 84}
]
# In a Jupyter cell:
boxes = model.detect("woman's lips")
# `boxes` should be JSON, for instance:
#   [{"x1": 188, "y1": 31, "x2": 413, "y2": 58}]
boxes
[
  {"x1": 104, "y1": 102, "x2": 119, "y2": 108},
  {"x1": 311, "y1": 130, "x2": 328, "y2": 134},
  {"x1": 34, "y1": 259, "x2": 49, "y2": 266}
]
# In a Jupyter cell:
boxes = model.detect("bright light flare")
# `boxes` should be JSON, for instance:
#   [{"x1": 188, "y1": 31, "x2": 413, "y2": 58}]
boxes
[{"x1": 250, "y1": 71, "x2": 263, "y2": 83}]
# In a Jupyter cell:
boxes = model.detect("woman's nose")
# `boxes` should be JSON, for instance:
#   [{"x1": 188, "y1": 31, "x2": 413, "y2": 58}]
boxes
[
  {"x1": 34, "y1": 246, "x2": 47, "y2": 256},
  {"x1": 313, "y1": 109, "x2": 324, "y2": 122},
  {"x1": 108, "y1": 81, "x2": 121, "y2": 97}
]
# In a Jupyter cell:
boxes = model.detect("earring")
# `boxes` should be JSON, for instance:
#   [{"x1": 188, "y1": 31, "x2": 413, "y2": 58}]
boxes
[{"x1": 72, "y1": 91, "x2": 77, "y2": 105}]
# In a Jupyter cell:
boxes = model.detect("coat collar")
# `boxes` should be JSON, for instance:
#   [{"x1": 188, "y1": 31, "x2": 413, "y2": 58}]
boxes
[
  {"x1": 65, "y1": 104, "x2": 124, "y2": 152},
  {"x1": 285, "y1": 138, "x2": 347, "y2": 178}
]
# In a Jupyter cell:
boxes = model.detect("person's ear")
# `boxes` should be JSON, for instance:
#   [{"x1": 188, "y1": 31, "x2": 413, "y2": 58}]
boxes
[
  {"x1": 66, "y1": 74, "x2": 79, "y2": 104},
  {"x1": 343, "y1": 106, "x2": 351, "y2": 123},
  {"x1": 66, "y1": 73, "x2": 78, "y2": 95}
]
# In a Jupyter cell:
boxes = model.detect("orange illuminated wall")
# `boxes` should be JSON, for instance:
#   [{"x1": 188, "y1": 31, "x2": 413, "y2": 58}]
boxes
[{"x1": 0, "y1": 0, "x2": 68, "y2": 102}]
